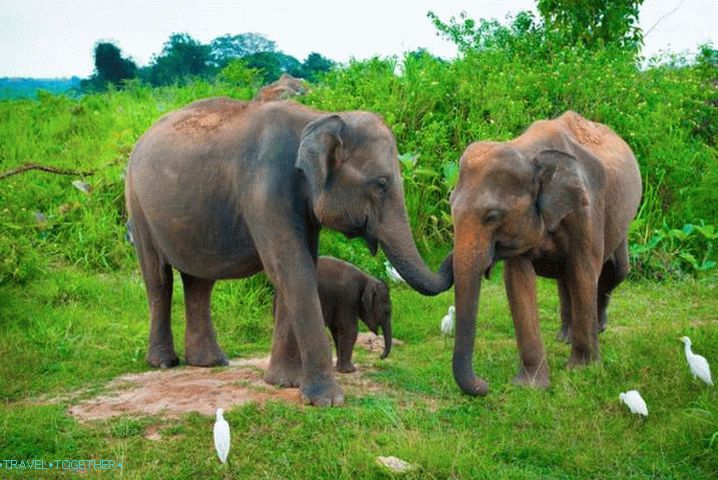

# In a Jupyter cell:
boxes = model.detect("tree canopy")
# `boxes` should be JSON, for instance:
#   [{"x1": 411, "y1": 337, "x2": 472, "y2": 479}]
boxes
[
  {"x1": 143, "y1": 33, "x2": 214, "y2": 86},
  {"x1": 81, "y1": 42, "x2": 137, "y2": 91}
]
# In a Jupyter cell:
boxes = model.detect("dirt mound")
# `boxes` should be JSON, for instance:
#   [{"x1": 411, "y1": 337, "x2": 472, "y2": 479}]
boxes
[{"x1": 68, "y1": 354, "x2": 390, "y2": 422}]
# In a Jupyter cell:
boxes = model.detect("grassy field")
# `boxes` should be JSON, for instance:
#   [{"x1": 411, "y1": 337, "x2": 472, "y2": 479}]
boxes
[{"x1": 1, "y1": 264, "x2": 716, "y2": 479}]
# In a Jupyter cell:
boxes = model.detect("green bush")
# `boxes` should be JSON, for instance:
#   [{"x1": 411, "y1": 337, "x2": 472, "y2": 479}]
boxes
[{"x1": 629, "y1": 222, "x2": 717, "y2": 279}]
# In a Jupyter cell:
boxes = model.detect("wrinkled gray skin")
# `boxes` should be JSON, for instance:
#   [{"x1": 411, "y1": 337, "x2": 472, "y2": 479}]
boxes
[
  {"x1": 125, "y1": 98, "x2": 453, "y2": 406},
  {"x1": 316, "y1": 256, "x2": 392, "y2": 372},
  {"x1": 450, "y1": 112, "x2": 641, "y2": 396}
]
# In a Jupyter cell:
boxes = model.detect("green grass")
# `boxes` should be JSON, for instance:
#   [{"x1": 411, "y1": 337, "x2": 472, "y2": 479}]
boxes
[{"x1": 1, "y1": 266, "x2": 716, "y2": 479}]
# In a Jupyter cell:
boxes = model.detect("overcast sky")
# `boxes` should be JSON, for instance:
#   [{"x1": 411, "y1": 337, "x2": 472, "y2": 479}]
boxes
[{"x1": 1, "y1": 0, "x2": 716, "y2": 78}]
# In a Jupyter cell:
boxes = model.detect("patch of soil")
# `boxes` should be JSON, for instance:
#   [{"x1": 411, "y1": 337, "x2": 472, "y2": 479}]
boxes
[{"x1": 68, "y1": 355, "x2": 389, "y2": 422}]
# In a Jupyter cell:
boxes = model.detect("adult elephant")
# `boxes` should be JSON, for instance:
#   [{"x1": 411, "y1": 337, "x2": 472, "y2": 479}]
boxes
[
  {"x1": 450, "y1": 111, "x2": 641, "y2": 396},
  {"x1": 125, "y1": 98, "x2": 453, "y2": 406}
]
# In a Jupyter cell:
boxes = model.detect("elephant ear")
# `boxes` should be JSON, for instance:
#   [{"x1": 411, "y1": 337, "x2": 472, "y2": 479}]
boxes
[
  {"x1": 533, "y1": 149, "x2": 589, "y2": 232},
  {"x1": 296, "y1": 115, "x2": 345, "y2": 198}
]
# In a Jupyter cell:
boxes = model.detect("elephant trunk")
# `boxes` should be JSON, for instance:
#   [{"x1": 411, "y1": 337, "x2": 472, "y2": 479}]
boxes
[
  {"x1": 379, "y1": 317, "x2": 392, "y2": 359},
  {"x1": 377, "y1": 206, "x2": 453, "y2": 296},
  {"x1": 452, "y1": 225, "x2": 491, "y2": 396}
]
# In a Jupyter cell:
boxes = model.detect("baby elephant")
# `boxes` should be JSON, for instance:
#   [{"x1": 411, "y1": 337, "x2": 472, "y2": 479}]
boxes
[{"x1": 275, "y1": 256, "x2": 392, "y2": 373}]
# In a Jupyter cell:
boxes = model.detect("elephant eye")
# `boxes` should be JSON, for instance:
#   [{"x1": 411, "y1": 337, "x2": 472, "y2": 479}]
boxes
[
  {"x1": 369, "y1": 177, "x2": 389, "y2": 196},
  {"x1": 482, "y1": 209, "x2": 505, "y2": 224}
]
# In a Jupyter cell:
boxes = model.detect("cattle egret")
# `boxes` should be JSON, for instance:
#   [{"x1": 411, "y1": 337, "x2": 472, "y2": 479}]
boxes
[
  {"x1": 441, "y1": 306, "x2": 456, "y2": 336},
  {"x1": 680, "y1": 336, "x2": 713, "y2": 386},
  {"x1": 213, "y1": 408, "x2": 230, "y2": 464},
  {"x1": 385, "y1": 261, "x2": 404, "y2": 283},
  {"x1": 619, "y1": 390, "x2": 648, "y2": 416}
]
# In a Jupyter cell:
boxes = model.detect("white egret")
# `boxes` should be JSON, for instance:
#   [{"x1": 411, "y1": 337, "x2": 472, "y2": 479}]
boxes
[
  {"x1": 619, "y1": 390, "x2": 648, "y2": 417},
  {"x1": 680, "y1": 336, "x2": 713, "y2": 386},
  {"x1": 384, "y1": 261, "x2": 404, "y2": 283},
  {"x1": 441, "y1": 306, "x2": 456, "y2": 336},
  {"x1": 213, "y1": 408, "x2": 230, "y2": 464}
]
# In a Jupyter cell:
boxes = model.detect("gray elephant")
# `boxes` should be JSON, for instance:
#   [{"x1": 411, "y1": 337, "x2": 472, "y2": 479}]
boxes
[
  {"x1": 317, "y1": 256, "x2": 392, "y2": 373},
  {"x1": 125, "y1": 98, "x2": 453, "y2": 406},
  {"x1": 450, "y1": 111, "x2": 641, "y2": 396}
]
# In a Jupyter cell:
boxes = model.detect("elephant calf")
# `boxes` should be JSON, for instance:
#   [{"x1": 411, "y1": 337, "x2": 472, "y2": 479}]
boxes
[
  {"x1": 274, "y1": 256, "x2": 392, "y2": 373},
  {"x1": 450, "y1": 111, "x2": 641, "y2": 396}
]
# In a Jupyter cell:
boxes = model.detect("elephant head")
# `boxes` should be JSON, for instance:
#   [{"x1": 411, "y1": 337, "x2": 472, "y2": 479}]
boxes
[
  {"x1": 449, "y1": 142, "x2": 589, "y2": 396},
  {"x1": 296, "y1": 113, "x2": 453, "y2": 296},
  {"x1": 360, "y1": 278, "x2": 392, "y2": 359}
]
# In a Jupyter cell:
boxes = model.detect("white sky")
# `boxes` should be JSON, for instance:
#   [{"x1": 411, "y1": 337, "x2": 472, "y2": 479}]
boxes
[{"x1": 1, "y1": 0, "x2": 716, "y2": 78}]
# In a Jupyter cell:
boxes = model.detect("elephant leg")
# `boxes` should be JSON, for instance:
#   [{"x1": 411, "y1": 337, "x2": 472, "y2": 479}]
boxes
[
  {"x1": 134, "y1": 222, "x2": 178, "y2": 369},
  {"x1": 335, "y1": 317, "x2": 358, "y2": 373},
  {"x1": 566, "y1": 257, "x2": 601, "y2": 367},
  {"x1": 265, "y1": 290, "x2": 303, "y2": 387},
  {"x1": 504, "y1": 256, "x2": 549, "y2": 388},
  {"x1": 256, "y1": 236, "x2": 342, "y2": 405},
  {"x1": 597, "y1": 239, "x2": 629, "y2": 333},
  {"x1": 556, "y1": 277, "x2": 573, "y2": 344},
  {"x1": 180, "y1": 273, "x2": 228, "y2": 367}
]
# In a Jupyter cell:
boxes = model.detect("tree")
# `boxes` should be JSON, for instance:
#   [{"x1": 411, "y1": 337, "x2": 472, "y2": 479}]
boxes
[
  {"x1": 145, "y1": 33, "x2": 213, "y2": 86},
  {"x1": 82, "y1": 42, "x2": 137, "y2": 91},
  {"x1": 210, "y1": 33, "x2": 276, "y2": 67},
  {"x1": 537, "y1": 0, "x2": 644, "y2": 50},
  {"x1": 275, "y1": 52, "x2": 303, "y2": 77},
  {"x1": 217, "y1": 59, "x2": 263, "y2": 87},
  {"x1": 243, "y1": 51, "x2": 303, "y2": 83},
  {"x1": 300, "y1": 53, "x2": 335, "y2": 81}
]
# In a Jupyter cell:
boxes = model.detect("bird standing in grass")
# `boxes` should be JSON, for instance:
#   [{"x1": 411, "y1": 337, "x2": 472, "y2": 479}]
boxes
[
  {"x1": 680, "y1": 336, "x2": 713, "y2": 386},
  {"x1": 441, "y1": 306, "x2": 456, "y2": 337},
  {"x1": 214, "y1": 408, "x2": 230, "y2": 464},
  {"x1": 619, "y1": 390, "x2": 648, "y2": 416}
]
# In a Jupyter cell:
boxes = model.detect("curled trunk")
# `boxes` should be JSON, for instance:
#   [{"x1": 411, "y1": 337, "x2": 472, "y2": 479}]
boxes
[{"x1": 377, "y1": 206, "x2": 453, "y2": 296}]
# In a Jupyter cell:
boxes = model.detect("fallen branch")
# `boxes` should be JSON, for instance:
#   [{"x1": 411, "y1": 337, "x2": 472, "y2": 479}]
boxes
[{"x1": 0, "y1": 163, "x2": 95, "y2": 180}]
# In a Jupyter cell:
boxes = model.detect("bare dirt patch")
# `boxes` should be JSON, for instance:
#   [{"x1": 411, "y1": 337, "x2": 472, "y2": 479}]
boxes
[{"x1": 68, "y1": 355, "x2": 389, "y2": 422}]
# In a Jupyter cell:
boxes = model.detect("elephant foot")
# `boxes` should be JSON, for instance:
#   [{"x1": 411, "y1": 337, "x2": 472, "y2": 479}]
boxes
[
  {"x1": 147, "y1": 346, "x2": 179, "y2": 369},
  {"x1": 300, "y1": 375, "x2": 345, "y2": 407},
  {"x1": 513, "y1": 363, "x2": 550, "y2": 389},
  {"x1": 567, "y1": 348, "x2": 600, "y2": 369},
  {"x1": 184, "y1": 337, "x2": 228, "y2": 367},
  {"x1": 336, "y1": 362, "x2": 356, "y2": 374},
  {"x1": 556, "y1": 325, "x2": 572, "y2": 344},
  {"x1": 264, "y1": 360, "x2": 303, "y2": 388}
]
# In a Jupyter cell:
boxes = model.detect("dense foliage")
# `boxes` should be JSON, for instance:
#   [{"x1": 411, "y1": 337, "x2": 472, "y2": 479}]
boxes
[
  {"x1": 82, "y1": 42, "x2": 138, "y2": 92},
  {"x1": 1, "y1": 12, "x2": 716, "y2": 285}
]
